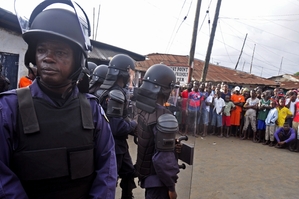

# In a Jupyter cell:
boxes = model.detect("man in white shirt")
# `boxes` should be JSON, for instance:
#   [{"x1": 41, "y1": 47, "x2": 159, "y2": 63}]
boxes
[{"x1": 211, "y1": 90, "x2": 225, "y2": 137}]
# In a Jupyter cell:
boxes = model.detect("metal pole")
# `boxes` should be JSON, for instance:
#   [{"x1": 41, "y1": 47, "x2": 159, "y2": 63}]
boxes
[
  {"x1": 250, "y1": 44, "x2": 256, "y2": 74},
  {"x1": 235, "y1": 33, "x2": 248, "y2": 70},
  {"x1": 278, "y1": 56, "x2": 283, "y2": 75}
]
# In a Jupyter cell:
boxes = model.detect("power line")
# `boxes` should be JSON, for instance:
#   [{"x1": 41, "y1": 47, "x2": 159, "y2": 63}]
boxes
[{"x1": 165, "y1": 0, "x2": 193, "y2": 53}]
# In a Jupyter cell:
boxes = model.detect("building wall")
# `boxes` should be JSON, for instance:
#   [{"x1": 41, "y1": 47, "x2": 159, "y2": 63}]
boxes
[{"x1": 0, "y1": 27, "x2": 28, "y2": 82}]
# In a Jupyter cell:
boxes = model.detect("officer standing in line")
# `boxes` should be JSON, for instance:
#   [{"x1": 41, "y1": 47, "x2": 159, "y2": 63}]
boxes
[
  {"x1": 97, "y1": 54, "x2": 137, "y2": 199},
  {"x1": 88, "y1": 61, "x2": 98, "y2": 77},
  {"x1": 0, "y1": 1, "x2": 117, "y2": 198},
  {"x1": 89, "y1": 64, "x2": 108, "y2": 95},
  {"x1": 135, "y1": 64, "x2": 180, "y2": 199}
]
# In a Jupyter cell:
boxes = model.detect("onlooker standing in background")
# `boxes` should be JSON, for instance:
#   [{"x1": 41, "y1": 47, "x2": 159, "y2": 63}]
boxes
[
  {"x1": 180, "y1": 83, "x2": 192, "y2": 134},
  {"x1": 241, "y1": 90, "x2": 259, "y2": 142},
  {"x1": 230, "y1": 86, "x2": 245, "y2": 137},
  {"x1": 264, "y1": 100, "x2": 278, "y2": 146},
  {"x1": 291, "y1": 99, "x2": 299, "y2": 151},
  {"x1": 256, "y1": 91, "x2": 271, "y2": 143},
  {"x1": 186, "y1": 81, "x2": 202, "y2": 137},
  {"x1": 211, "y1": 90, "x2": 225, "y2": 137},
  {"x1": 223, "y1": 95, "x2": 235, "y2": 138},
  {"x1": 18, "y1": 66, "x2": 37, "y2": 88},
  {"x1": 201, "y1": 86, "x2": 213, "y2": 137},
  {"x1": 276, "y1": 97, "x2": 293, "y2": 128},
  {"x1": 285, "y1": 91, "x2": 298, "y2": 127}
]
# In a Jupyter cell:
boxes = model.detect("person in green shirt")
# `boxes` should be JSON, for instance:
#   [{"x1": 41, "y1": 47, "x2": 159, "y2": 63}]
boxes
[{"x1": 256, "y1": 91, "x2": 271, "y2": 143}]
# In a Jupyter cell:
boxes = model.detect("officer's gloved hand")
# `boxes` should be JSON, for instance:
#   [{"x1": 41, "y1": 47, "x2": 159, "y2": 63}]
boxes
[{"x1": 128, "y1": 120, "x2": 138, "y2": 136}]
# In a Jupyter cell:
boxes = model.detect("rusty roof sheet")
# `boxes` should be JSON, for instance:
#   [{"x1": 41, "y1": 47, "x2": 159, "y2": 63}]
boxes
[
  {"x1": 136, "y1": 53, "x2": 277, "y2": 86},
  {"x1": 279, "y1": 81, "x2": 299, "y2": 90}
]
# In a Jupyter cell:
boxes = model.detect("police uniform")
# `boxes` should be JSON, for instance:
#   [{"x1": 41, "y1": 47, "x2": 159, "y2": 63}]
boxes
[
  {"x1": 136, "y1": 105, "x2": 179, "y2": 195},
  {"x1": 0, "y1": 81, "x2": 117, "y2": 198},
  {"x1": 96, "y1": 54, "x2": 137, "y2": 199},
  {"x1": 135, "y1": 64, "x2": 180, "y2": 198}
]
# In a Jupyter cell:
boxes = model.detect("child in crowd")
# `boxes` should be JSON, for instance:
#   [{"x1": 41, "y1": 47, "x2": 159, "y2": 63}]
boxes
[
  {"x1": 222, "y1": 95, "x2": 235, "y2": 138},
  {"x1": 276, "y1": 97, "x2": 293, "y2": 128},
  {"x1": 264, "y1": 100, "x2": 278, "y2": 146}
]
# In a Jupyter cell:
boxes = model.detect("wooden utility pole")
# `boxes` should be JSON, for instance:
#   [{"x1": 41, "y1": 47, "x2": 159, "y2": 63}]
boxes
[
  {"x1": 187, "y1": 0, "x2": 202, "y2": 83},
  {"x1": 201, "y1": 0, "x2": 222, "y2": 82},
  {"x1": 235, "y1": 33, "x2": 248, "y2": 70},
  {"x1": 249, "y1": 44, "x2": 256, "y2": 74}
]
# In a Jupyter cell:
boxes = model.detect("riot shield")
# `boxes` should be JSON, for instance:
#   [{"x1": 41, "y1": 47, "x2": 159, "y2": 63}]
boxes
[{"x1": 173, "y1": 92, "x2": 196, "y2": 198}]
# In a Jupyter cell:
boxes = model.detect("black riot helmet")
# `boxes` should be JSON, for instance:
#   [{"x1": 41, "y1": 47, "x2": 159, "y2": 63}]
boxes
[
  {"x1": 88, "y1": 62, "x2": 97, "y2": 75},
  {"x1": 136, "y1": 64, "x2": 176, "y2": 113},
  {"x1": 100, "y1": 54, "x2": 135, "y2": 90},
  {"x1": 89, "y1": 64, "x2": 108, "y2": 87},
  {"x1": 15, "y1": 0, "x2": 92, "y2": 90}
]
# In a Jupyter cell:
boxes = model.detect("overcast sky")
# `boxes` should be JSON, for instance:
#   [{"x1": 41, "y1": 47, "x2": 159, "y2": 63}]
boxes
[{"x1": 2, "y1": 0, "x2": 299, "y2": 78}]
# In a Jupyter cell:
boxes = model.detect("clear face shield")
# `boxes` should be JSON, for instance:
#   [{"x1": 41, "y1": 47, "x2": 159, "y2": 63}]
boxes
[
  {"x1": 14, "y1": 0, "x2": 92, "y2": 52},
  {"x1": 166, "y1": 84, "x2": 180, "y2": 106}
]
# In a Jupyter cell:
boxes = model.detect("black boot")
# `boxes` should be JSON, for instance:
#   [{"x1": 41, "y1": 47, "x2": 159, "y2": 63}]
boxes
[{"x1": 120, "y1": 177, "x2": 136, "y2": 199}]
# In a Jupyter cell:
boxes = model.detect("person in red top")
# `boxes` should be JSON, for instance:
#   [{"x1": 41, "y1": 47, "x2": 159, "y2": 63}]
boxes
[
  {"x1": 186, "y1": 81, "x2": 203, "y2": 137},
  {"x1": 181, "y1": 83, "x2": 192, "y2": 134},
  {"x1": 18, "y1": 67, "x2": 37, "y2": 88},
  {"x1": 291, "y1": 100, "x2": 299, "y2": 151},
  {"x1": 230, "y1": 86, "x2": 245, "y2": 137}
]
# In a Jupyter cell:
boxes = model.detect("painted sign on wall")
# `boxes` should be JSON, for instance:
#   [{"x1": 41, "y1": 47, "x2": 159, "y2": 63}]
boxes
[{"x1": 169, "y1": 66, "x2": 189, "y2": 86}]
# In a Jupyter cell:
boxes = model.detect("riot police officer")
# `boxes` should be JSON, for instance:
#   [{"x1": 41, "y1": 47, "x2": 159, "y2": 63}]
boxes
[
  {"x1": 0, "y1": 1, "x2": 117, "y2": 198},
  {"x1": 88, "y1": 61, "x2": 98, "y2": 77},
  {"x1": 135, "y1": 64, "x2": 180, "y2": 199},
  {"x1": 89, "y1": 64, "x2": 108, "y2": 95},
  {"x1": 97, "y1": 54, "x2": 137, "y2": 199}
]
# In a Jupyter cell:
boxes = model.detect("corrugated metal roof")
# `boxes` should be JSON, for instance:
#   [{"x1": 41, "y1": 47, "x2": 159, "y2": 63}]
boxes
[
  {"x1": 136, "y1": 53, "x2": 277, "y2": 86},
  {"x1": 280, "y1": 81, "x2": 299, "y2": 90},
  {"x1": 90, "y1": 40, "x2": 146, "y2": 62}
]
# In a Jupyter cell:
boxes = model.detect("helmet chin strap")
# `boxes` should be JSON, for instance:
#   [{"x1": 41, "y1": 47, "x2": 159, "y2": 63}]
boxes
[{"x1": 37, "y1": 66, "x2": 82, "y2": 99}]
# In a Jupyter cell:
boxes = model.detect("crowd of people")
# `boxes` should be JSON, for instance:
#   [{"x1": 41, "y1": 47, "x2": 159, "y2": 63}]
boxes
[{"x1": 170, "y1": 81, "x2": 299, "y2": 152}]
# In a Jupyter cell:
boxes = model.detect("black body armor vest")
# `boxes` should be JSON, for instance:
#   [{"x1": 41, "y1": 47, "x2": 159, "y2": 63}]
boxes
[
  {"x1": 135, "y1": 106, "x2": 169, "y2": 179},
  {"x1": 13, "y1": 87, "x2": 95, "y2": 199}
]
